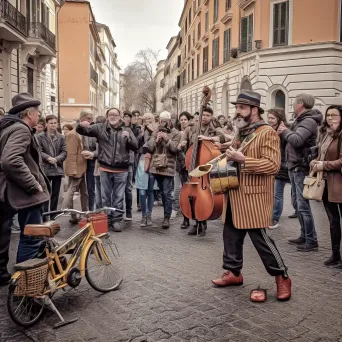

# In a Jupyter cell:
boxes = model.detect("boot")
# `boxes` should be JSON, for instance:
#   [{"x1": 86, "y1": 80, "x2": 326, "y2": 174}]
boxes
[
  {"x1": 198, "y1": 221, "x2": 206, "y2": 237},
  {"x1": 161, "y1": 217, "x2": 170, "y2": 229},
  {"x1": 212, "y1": 271, "x2": 243, "y2": 287},
  {"x1": 275, "y1": 275, "x2": 291, "y2": 301},
  {"x1": 181, "y1": 216, "x2": 190, "y2": 229},
  {"x1": 324, "y1": 251, "x2": 341, "y2": 266},
  {"x1": 188, "y1": 222, "x2": 198, "y2": 235},
  {"x1": 288, "y1": 237, "x2": 305, "y2": 245}
]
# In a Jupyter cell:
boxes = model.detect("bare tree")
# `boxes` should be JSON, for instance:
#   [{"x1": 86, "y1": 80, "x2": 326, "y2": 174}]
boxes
[{"x1": 121, "y1": 49, "x2": 159, "y2": 113}]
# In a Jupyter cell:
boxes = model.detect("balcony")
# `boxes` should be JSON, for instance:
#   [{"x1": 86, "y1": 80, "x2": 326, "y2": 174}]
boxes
[
  {"x1": 26, "y1": 22, "x2": 56, "y2": 56},
  {"x1": 238, "y1": 0, "x2": 256, "y2": 10},
  {"x1": 0, "y1": 0, "x2": 27, "y2": 43}
]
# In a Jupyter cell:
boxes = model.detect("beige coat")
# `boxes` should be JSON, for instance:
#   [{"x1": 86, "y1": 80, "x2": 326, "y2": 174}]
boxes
[
  {"x1": 225, "y1": 126, "x2": 280, "y2": 229},
  {"x1": 64, "y1": 129, "x2": 87, "y2": 178}
]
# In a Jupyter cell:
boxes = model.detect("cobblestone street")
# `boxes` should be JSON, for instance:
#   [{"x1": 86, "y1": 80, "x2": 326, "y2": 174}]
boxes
[{"x1": 1, "y1": 186, "x2": 342, "y2": 342}]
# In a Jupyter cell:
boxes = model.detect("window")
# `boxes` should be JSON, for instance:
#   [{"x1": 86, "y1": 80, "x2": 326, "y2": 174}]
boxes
[
  {"x1": 191, "y1": 58, "x2": 194, "y2": 81},
  {"x1": 205, "y1": 11, "x2": 209, "y2": 32},
  {"x1": 27, "y1": 67, "x2": 34, "y2": 96},
  {"x1": 197, "y1": 53, "x2": 200, "y2": 77},
  {"x1": 213, "y1": 0, "x2": 219, "y2": 23},
  {"x1": 203, "y1": 46, "x2": 208, "y2": 73},
  {"x1": 188, "y1": 34, "x2": 191, "y2": 52},
  {"x1": 185, "y1": 18, "x2": 187, "y2": 34},
  {"x1": 241, "y1": 14, "x2": 253, "y2": 52},
  {"x1": 273, "y1": 1, "x2": 289, "y2": 46},
  {"x1": 198, "y1": 21, "x2": 201, "y2": 40},
  {"x1": 189, "y1": 7, "x2": 192, "y2": 24},
  {"x1": 188, "y1": 63, "x2": 191, "y2": 82},
  {"x1": 274, "y1": 90, "x2": 286, "y2": 108},
  {"x1": 51, "y1": 65, "x2": 55, "y2": 88},
  {"x1": 193, "y1": 30, "x2": 195, "y2": 46},
  {"x1": 226, "y1": 0, "x2": 231, "y2": 11},
  {"x1": 223, "y1": 28, "x2": 231, "y2": 63},
  {"x1": 212, "y1": 37, "x2": 219, "y2": 69}
]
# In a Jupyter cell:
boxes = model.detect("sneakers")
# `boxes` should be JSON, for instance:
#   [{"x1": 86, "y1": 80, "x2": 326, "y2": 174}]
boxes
[
  {"x1": 125, "y1": 212, "x2": 132, "y2": 221},
  {"x1": 146, "y1": 216, "x2": 153, "y2": 227},
  {"x1": 288, "y1": 212, "x2": 298, "y2": 219},
  {"x1": 170, "y1": 210, "x2": 178, "y2": 220},
  {"x1": 296, "y1": 243, "x2": 319, "y2": 252},
  {"x1": 11, "y1": 223, "x2": 21, "y2": 234},
  {"x1": 288, "y1": 237, "x2": 305, "y2": 245},
  {"x1": 112, "y1": 222, "x2": 122, "y2": 232},
  {"x1": 269, "y1": 220, "x2": 279, "y2": 230},
  {"x1": 140, "y1": 217, "x2": 147, "y2": 227}
]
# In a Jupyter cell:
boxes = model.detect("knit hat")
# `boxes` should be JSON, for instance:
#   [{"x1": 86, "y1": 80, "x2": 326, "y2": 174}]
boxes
[{"x1": 159, "y1": 111, "x2": 171, "y2": 120}]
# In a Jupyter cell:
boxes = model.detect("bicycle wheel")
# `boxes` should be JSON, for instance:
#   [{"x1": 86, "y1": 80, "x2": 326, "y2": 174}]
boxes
[
  {"x1": 85, "y1": 235, "x2": 123, "y2": 293},
  {"x1": 7, "y1": 283, "x2": 44, "y2": 327}
]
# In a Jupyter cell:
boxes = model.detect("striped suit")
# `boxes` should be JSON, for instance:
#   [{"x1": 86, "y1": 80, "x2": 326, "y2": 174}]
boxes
[
  {"x1": 227, "y1": 125, "x2": 281, "y2": 229},
  {"x1": 222, "y1": 124, "x2": 288, "y2": 277}
]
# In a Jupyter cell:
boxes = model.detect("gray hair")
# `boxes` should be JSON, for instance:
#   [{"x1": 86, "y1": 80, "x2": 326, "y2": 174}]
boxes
[
  {"x1": 79, "y1": 109, "x2": 93, "y2": 119},
  {"x1": 18, "y1": 107, "x2": 39, "y2": 119},
  {"x1": 295, "y1": 93, "x2": 315, "y2": 110}
]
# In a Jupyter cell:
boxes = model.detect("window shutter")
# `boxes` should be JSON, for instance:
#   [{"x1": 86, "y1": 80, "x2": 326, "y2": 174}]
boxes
[
  {"x1": 240, "y1": 17, "x2": 248, "y2": 52},
  {"x1": 247, "y1": 14, "x2": 253, "y2": 51}
]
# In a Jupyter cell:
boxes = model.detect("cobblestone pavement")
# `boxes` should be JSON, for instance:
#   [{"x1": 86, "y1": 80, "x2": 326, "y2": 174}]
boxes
[{"x1": 1, "y1": 185, "x2": 342, "y2": 342}]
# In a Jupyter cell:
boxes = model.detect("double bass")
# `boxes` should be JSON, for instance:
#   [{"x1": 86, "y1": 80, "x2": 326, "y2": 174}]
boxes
[{"x1": 179, "y1": 86, "x2": 224, "y2": 222}]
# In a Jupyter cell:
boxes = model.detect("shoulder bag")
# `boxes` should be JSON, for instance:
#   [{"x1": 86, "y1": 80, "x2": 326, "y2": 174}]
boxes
[{"x1": 303, "y1": 171, "x2": 325, "y2": 201}]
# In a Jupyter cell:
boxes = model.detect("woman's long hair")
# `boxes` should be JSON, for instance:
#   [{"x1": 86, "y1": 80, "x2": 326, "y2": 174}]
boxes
[
  {"x1": 320, "y1": 105, "x2": 342, "y2": 138},
  {"x1": 267, "y1": 108, "x2": 288, "y2": 129}
]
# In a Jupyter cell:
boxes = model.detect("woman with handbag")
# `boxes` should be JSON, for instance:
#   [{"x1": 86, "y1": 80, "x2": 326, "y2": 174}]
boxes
[
  {"x1": 136, "y1": 113, "x2": 156, "y2": 227},
  {"x1": 311, "y1": 105, "x2": 342, "y2": 266}
]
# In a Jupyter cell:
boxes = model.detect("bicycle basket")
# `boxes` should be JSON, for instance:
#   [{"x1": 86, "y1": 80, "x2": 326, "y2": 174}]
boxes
[
  {"x1": 13, "y1": 258, "x2": 49, "y2": 297},
  {"x1": 79, "y1": 213, "x2": 108, "y2": 234}
]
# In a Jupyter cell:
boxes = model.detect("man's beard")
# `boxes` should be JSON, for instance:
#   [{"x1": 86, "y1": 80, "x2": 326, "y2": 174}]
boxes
[
  {"x1": 234, "y1": 112, "x2": 251, "y2": 129},
  {"x1": 109, "y1": 119, "x2": 120, "y2": 126}
]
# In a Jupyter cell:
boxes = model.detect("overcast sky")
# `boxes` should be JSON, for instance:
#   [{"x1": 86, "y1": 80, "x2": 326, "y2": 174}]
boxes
[{"x1": 90, "y1": 0, "x2": 184, "y2": 71}]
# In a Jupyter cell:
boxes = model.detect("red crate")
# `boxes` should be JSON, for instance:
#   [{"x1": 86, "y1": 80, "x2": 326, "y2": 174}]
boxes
[{"x1": 78, "y1": 214, "x2": 108, "y2": 234}]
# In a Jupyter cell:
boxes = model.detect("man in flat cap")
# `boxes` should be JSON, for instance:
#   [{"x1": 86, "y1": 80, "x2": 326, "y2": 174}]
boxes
[{"x1": 0, "y1": 93, "x2": 50, "y2": 286}]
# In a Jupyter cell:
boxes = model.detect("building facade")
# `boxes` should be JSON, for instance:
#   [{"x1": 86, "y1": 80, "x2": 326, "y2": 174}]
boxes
[
  {"x1": 58, "y1": 0, "x2": 119, "y2": 122},
  {"x1": 160, "y1": 35, "x2": 180, "y2": 116},
  {"x1": 155, "y1": 59, "x2": 165, "y2": 113},
  {"x1": 0, "y1": 0, "x2": 60, "y2": 114},
  {"x1": 177, "y1": 0, "x2": 342, "y2": 120}
]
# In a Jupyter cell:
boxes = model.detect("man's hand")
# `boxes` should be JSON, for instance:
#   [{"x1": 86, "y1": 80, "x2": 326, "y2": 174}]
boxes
[
  {"x1": 122, "y1": 131, "x2": 130, "y2": 138},
  {"x1": 178, "y1": 141, "x2": 187, "y2": 150},
  {"x1": 36, "y1": 183, "x2": 43, "y2": 193},
  {"x1": 198, "y1": 135, "x2": 212, "y2": 141},
  {"x1": 81, "y1": 151, "x2": 94, "y2": 160},
  {"x1": 277, "y1": 122, "x2": 287, "y2": 135},
  {"x1": 226, "y1": 146, "x2": 245, "y2": 164},
  {"x1": 47, "y1": 157, "x2": 57, "y2": 164},
  {"x1": 160, "y1": 132, "x2": 169, "y2": 142},
  {"x1": 156, "y1": 132, "x2": 163, "y2": 143},
  {"x1": 80, "y1": 121, "x2": 90, "y2": 128}
]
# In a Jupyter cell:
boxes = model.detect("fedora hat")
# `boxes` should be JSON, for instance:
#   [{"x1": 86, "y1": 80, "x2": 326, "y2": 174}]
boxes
[
  {"x1": 231, "y1": 90, "x2": 264, "y2": 114},
  {"x1": 9, "y1": 93, "x2": 41, "y2": 114}
]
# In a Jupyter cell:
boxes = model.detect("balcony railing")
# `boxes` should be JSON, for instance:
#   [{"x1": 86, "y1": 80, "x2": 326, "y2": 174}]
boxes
[
  {"x1": 90, "y1": 64, "x2": 98, "y2": 84},
  {"x1": 0, "y1": 0, "x2": 27, "y2": 36},
  {"x1": 28, "y1": 22, "x2": 56, "y2": 50}
]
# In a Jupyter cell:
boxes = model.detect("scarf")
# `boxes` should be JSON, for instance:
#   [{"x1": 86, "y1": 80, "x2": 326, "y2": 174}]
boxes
[{"x1": 236, "y1": 121, "x2": 269, "y2": 147}]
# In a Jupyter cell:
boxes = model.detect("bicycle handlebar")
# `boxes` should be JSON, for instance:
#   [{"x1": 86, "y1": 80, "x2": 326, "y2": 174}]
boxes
[{"x1": 42, "y1": 207, "x2": 125, "y2": 217}]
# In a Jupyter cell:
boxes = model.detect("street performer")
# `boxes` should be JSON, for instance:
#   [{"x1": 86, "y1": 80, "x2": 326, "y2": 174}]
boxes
[
  {"x1": 212, "y1": 90, "x2": 291, "y2": 301},
  {"x1": 178, "y1": 105, "x2": 227, "y2": 236}
]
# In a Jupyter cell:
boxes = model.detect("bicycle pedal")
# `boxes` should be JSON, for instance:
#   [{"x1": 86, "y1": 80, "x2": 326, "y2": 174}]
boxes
[{"x1": 53, "y1": 317, "x2": 79, "y2": 329}]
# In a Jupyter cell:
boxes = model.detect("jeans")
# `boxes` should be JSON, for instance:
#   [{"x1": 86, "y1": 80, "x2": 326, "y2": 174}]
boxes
[
  {"x1": 62, "y1": 175, "x2": 88, "y2": 220},
  {"x1": 289, "y1": 170, "x2": 317, "y2": 244},
  {"x1": 322, "y1": 186, "x2": 342, "y2": 254},
  {"x1": 125, "y1": 169, "x2": 133, "y2": 215},
  {"x1": 100, "y1": 171, "x2": 127, "y2": 223},
  {"x1": 95, "y1": 175, "x2": 102, "y2": 209},
  {"x1": 272, "y1": 179, "x2": 287, "y2": 222},
  {"x1": 154, "y1": 175, "x2": 174, "y2": 217},
  {"x1": 86, "y1": 161, "x2": 96, "y2": 211},
  {"x1": 139, "y1": 174, "x2": 155, "y2": 217},
  {"x1": 17, "y1": 205, "x2": 44, "y2": 263},
  {"x1": 172, "y1": 172, "x2": 182, "y2": 212},
  {"x1": 43, "y1": 175, "x2": 62, "y2": 221}
]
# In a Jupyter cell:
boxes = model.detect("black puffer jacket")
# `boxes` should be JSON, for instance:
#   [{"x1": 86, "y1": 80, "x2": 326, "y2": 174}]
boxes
[
  {"x1": 276, "y1": 135, "x2": 289, "y2": 181},
  {"x1": 282, "y1": 109, "x2": 323, "y2": 169},
  {"x1": 76, "y1": 121, "x2": 139, "y2": 171}
]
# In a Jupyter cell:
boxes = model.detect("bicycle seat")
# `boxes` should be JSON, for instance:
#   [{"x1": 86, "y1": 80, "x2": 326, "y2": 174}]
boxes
[{"x1": 24, "y1": 221, "x2": 60, "y2": 238}]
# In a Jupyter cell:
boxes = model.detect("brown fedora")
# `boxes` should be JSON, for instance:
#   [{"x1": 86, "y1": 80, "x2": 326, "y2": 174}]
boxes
[
  {"x1": 9, "y1": 93, "x2": 41, "y2": 114},
  {"x1": 231, "y1": 90, "x2": 264, "y2": 114}
]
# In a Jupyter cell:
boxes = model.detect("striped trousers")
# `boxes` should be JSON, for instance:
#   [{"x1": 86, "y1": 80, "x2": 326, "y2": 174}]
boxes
[{"x1": 223, "y1": 204, "x2": 288, "y2": 277}]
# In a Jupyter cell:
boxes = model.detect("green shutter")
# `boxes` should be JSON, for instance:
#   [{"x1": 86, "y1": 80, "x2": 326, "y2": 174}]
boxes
[{"x1": 241, "y1": 17, "x2": 248, "y2": 52}]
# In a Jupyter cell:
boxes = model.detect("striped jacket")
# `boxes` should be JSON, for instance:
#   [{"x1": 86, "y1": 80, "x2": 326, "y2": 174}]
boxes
[{"x1": 225, "y1": 125, "x2": 280, "y2": 229}]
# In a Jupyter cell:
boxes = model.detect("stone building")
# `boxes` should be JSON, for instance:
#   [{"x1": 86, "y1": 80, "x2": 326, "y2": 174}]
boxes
[
  {"x1": 155, "y1": 59, "x2": 165, "y2": 114},
  {"x1": 176, "y1": 0, "x2": 342, "y2": 119},
  {"x1": 0, "y1": 0, "x2": 60, "y2": 114}
]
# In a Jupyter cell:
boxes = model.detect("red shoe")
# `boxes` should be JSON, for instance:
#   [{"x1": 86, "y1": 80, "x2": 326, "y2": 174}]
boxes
[
  {"x1": 212, "y1": 271, "x2": 243, "y2": 287},
  {"x1": 275, "y1": 275, "x2": 291, "y2": 301}
]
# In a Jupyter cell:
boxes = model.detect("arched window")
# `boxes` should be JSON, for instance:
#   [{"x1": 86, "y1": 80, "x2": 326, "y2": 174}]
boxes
[
  {"x1": 274, "y1": 90, "x2": 285, "y2": 109},
  {"x1": 240, "y1": 76, "x2": 252, "y2": 91}
]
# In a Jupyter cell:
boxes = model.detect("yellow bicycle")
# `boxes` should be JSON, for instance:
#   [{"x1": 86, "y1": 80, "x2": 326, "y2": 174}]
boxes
[{"x1": 7, "y1": 207, "x2": 123, "y2": 328}]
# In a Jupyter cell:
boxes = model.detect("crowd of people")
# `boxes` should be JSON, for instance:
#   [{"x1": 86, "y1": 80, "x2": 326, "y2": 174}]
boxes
[{"x1": 0, "y1": 88, "x2": 342, "y2": 302}]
